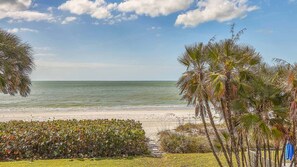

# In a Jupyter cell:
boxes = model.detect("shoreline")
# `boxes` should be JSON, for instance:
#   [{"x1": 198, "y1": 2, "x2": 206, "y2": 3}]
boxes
[
  {"x1": 0, "y1": 105, "x2": 192, "y2": 111},
  {"x1": 0, "y1": 107, "x2": 200, "y2": 140}
]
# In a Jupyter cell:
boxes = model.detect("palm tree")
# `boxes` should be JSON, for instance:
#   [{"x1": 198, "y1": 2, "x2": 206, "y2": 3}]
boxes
[
  {"x1": 206, "y1": 26, "x2": 262, "y2": 167},
  {"x1": 0, "y1": 29, "x2": 34, "y2": 97},
  {"x1": 178, "y1": 26, "x2": 293, "y2": 167},
  {"x1": 177, "y1": 43, "x2": 230, "y2": 167},
  {"x1": 178, "y1": 27, "x2": 263, "y2": 167},
  {"x1": 273, "y1": 59, "x2": 297, "y2": 166},
  {"x1": 236, "y1": 64, "x2": 289, "y2": 167}
]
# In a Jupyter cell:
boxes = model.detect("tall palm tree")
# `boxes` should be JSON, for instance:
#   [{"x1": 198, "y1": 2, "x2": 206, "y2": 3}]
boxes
[
  {"x1": 273, "y1": 59, "x2": 297, "y2": 166},
  {"x1": 178, "y1": 27, "x2": 264, "y2": 167},
  {"x1": 206, "y1": 26, "x2": 262, "y2": 167},
  {"x1": 0, "y1": 29, "x2": 34, "y2": 97},
  {"x1": 178, "y1": 26, "x2": 292, "y2": 167},
  {"x1": 236, "y1": 64, "x2": 289, "y2": 167},
  {"x1": 177, "y1": 43, "x2": 230, "y2": 167}
]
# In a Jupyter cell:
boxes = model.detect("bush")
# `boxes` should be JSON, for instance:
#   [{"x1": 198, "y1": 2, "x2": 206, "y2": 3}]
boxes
[
  {"x1": 0, "y1": 119, "x2": 149, "y2": 160},
  {"x1": 159, "y1": 123, "x2": 228, "y2": 153},
  {"x1": 175, "y1": 123, "x2": 225, "y2": 136},
  {"x1": 158, "y1": 131, "x2": 211, "y2": 153}
]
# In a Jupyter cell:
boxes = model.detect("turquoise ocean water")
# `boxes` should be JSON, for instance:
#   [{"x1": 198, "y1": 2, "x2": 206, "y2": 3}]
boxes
[{"x1": 0, "y1": 81, "x2": 187, "y2": 109}]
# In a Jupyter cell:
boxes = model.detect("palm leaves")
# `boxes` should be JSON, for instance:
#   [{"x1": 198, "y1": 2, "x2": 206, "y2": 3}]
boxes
[
  {"x1": 0, "y1": 29, "x2": 34, "y2": 97},
  {"x1": 177, "y1": 26, "x2": 294, "y2": 167},
  {"x1": 177, "y1": 43, "x2": 206, "y2": 107}
]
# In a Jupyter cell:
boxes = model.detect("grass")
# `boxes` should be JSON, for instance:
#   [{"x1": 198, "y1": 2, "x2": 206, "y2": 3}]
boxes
[{"x1": 0, "y1": 153, "x2": 226, "y2": 167}]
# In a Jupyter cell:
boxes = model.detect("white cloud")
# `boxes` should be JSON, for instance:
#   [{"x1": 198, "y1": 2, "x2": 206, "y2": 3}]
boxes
[
  {"x1": 2, "y1": 11, "x2": 54, "y2": 22},
  {"x1": 7, "y1": 27, "x2": 39, "y2": 33},
  {"x1": 106, "y1": 13, "x2": 137, "y2": 25},
  {"x1": 47, "y1": 7, "x2": 54, "y2": 13},
  {"x1": 175, "y1": 0, "x2": 258, "y2": 27},
  {"x1": 118, "y1": 0, "x2": 194, "y2": 17},
  {"x1": 58, "y1": 0, "x2": 116, "y2": 20},
  {"x1": 0, "y1": 0, "x2": 54, "y2": 22},
  {"x1": 62, "y1": 16, "x2": 77, "y2": 24},
  {"x1": 0, "y1": 0, "x2": 31, "y2": 12}
]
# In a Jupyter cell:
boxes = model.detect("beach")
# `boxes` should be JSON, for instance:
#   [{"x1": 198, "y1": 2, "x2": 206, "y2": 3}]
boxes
[
  {"x1": 0, "y1": 81, "x2": 200, "y2": 139},
  {"x1": 0, "y1": 81, "x2": 222, "y2": 140},
  {"x1": 0, "y1": 107, "x2": 201, "y2": 140}
]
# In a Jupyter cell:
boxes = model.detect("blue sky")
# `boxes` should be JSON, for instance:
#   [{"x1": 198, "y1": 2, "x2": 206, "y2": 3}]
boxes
[{"x1": 0, "y1": 0, "x2": 296, "y2": 81}]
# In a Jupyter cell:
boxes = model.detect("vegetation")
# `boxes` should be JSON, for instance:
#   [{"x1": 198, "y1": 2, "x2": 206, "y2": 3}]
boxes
[
  {"x1": 159, "y1": 123, "x2": 228, "y2": 153},
  {"x1": 158, "y1": 130, "x2": 211, "y2": 153},
  {"x1": 0, "y1": 119, "x2": 148, "y2": 160},
  {"x1": 0, "y1": 153, "x2": 229, "y2": 167},
  {"x1": 0, "y1": 29, "x2": 34, "y2": 97},
  {"x1": 177, "y1": 25, "x2": 296, "y2": 167},
  {"x1": 175, "y1": 123, "x2": 225, "y2": 135}
]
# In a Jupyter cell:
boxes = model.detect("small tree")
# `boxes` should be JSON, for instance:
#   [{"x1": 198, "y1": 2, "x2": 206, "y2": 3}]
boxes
[{"x1": 0, "y1": 29, "x2": 34, "y2": 96}]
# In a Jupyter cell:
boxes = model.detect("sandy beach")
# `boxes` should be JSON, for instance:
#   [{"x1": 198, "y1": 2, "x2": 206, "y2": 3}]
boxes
[{"x1": 0, "y1": 107, "x2": 204, "y2": 140}]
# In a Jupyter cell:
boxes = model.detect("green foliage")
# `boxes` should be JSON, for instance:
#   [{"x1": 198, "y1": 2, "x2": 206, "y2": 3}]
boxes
[
  {"x1": 0, "y1": 119, "x2": 148, "y2": 160},
  {"x1": 158, "y1": 131, "x2": 211, "y2": 153},
  {"x1": 158, "y1": 123, "x2": 225, "y2": 154},
  {"x1": 0, "y1": 29, "x2": 34, "y2": 97},
  {"x1": 175, "y1": 123, "x2": 225, "y2": 135}
]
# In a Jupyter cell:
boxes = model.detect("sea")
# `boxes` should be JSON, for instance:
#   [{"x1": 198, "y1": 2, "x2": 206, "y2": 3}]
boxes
[{"x1": 0, "y1": 81, "x2": 189, "y2": 109}]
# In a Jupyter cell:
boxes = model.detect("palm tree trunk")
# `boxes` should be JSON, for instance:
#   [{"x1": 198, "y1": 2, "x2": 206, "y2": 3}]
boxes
[
  {"x1": 197, "y1": 103, "x2": 224, "y2": 167},
  {"x1": 220, "y1": 98, "x2": 230, "y2": 130},
  {"x1": 220, "y1": 98, "x2": 233, "y2": 162},
  {"x1": 225, "y1": 71, "x2": 241, "y2": 167},
  {"x1": 259, "y1": 144, "x2": 263, "y2": 167},
  {"x1": 290, "y1": 155, "x2": 295, "y2": 167},
  {"x1": 245, "y1": 135, "x2": 252, "y2": 167},
  {"x1": 266, "y1": 137, "x2": 272, "y2": 167},
  {"x1": 240, "y1": 134, "x2": 247, "y2": 167},
  {"x1": 263, "y1": 140, "x2": 267, "y2": 167},
  {"x1": 274, "y1": 147, "x2": 278, "y2": 167},
  {"x1": 279, "y1": 140, "x2": 286, "y2": 167},
  {"x1": 204, "y1": 97, "x2": 232, "y2": 166},
  {"x1": 256, "y1": 139, "x2": 259, "y2": 167}
]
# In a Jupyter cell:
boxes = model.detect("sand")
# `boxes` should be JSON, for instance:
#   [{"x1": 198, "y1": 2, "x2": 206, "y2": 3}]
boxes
[{"x1": 0, "y1": 107, "x2": 205, "y2": 140}]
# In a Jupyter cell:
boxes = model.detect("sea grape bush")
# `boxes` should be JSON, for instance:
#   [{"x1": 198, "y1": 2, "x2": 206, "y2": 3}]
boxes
[{"x1": 0, "y1": 119, "x2": 148, "y2": 160}]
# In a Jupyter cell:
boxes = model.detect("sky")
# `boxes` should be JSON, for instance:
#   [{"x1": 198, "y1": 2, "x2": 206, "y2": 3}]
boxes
[{"x1": 0, "y1": 0, "x2": 297, "y2": 81}]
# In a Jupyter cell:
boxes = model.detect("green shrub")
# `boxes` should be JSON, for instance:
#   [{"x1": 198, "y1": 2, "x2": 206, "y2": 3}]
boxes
[
  {"x1": 159, "y1": 123, "x2": 228, "y2": 153},
  {"x1": 175, "y1": 123, "x2": 225, "y2": 136},
  {"x1": 0, "y1": 119, "x2": 149, "y2": 160},
  {"x1": 158, "y1": 131, "x2": 211, "y2": 153}
]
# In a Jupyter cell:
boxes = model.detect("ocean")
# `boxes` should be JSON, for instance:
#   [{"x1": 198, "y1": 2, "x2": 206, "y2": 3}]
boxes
[{"x1": 0, "y1": 81, "x2": 188, "y2": 109}]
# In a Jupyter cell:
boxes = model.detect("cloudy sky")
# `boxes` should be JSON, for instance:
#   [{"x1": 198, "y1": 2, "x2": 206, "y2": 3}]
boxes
[{"x1": 1, "y1": 0, "x2": 296, "y2": 81}]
